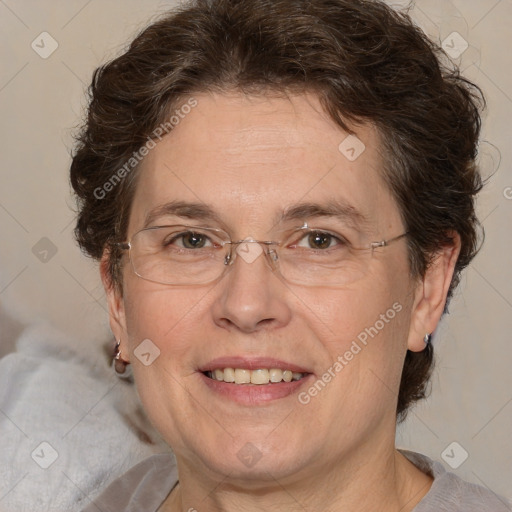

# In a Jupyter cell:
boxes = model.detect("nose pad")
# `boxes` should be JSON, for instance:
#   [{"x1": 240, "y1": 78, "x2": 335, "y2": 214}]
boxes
[
  {"x1": 224, "y1": 243, "x2": 279, "y2": 271},
  {"x1": 266, "y1": 247, "x2": 279, "y2": 270}
]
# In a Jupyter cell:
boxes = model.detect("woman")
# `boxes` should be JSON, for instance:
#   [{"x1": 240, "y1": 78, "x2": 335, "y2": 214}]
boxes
[{"x1": 71, "y1": 0, "x2": 510, "y2": 510}]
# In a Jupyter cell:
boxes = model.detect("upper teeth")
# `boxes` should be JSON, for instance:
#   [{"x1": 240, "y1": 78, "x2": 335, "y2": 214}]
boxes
[{"x1": 207, "y1": 368, "x2": 305, "y2": 385}]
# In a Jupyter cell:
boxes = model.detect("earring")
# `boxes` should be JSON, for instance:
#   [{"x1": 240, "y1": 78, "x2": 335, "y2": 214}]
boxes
[
  {"x1": 424, "y1": 333, "x2": 431, "y2": 345},
  {"x1": 113, "y1": 340, "x2": 133, "y2": 380}
]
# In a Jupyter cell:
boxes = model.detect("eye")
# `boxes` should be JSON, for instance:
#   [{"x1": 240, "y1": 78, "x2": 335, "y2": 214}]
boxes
[
  {"x1": 295, "y1": 230, "x2": 345, "y2": 250},
  {"x1": 165, "y1": 231, "x2": 214, "y2": 249}
]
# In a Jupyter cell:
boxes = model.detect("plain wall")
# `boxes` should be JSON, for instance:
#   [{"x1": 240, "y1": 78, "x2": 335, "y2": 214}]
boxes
[{"x1": 0, "y1": 0, "x2": 511, "y2": 499}]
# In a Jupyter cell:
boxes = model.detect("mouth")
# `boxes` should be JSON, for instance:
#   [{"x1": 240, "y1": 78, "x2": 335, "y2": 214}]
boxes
[
  {"x1": 203, "y1": 368, "x2": 309, "y2": 385},
  {"x1": 198, "y1": 357, "x2": 313, "y2": 404}
]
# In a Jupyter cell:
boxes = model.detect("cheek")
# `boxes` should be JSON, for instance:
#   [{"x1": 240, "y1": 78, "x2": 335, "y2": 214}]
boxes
[
  {"x1": 297, "y1": 275, "x2": 408, "y2": 350},
  {"x1": 120, "y1": 283, "x2": 214, "y2": 441},
  {"x1": 297, "y1": 271, "x2": 412, "y2": 401},
  {"x1": 122, "y1": 280, "x2": 212, "y2": 365}
]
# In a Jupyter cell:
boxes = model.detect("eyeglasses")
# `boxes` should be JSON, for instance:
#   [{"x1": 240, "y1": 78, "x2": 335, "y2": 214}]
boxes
[{"x1": 115, "y1": 224, "x2": 407, "y2": 287}]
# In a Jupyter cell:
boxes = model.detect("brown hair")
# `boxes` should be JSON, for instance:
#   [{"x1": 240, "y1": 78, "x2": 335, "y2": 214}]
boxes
[{"x1": 70, "y1": 0, "x2": 484, "y2": 421}]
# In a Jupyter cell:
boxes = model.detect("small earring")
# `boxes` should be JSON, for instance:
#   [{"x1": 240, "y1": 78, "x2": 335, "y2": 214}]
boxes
[
  {"x1": 113, "y1": 340, "x2": 132, "y2": 380},
  {"x1": 424, "y1": 333, "x2": 431, "y2": 345}
]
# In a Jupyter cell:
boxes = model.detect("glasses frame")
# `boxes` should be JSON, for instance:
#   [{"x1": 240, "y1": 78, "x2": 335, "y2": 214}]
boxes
[{"x1": 115, "y1": 223, "x2": 408, "y2": 286}]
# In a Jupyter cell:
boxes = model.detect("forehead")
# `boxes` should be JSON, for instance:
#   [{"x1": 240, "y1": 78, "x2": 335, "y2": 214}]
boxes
[{"x1": 129, "y1": 91, "x2": 403, "y2": 235}]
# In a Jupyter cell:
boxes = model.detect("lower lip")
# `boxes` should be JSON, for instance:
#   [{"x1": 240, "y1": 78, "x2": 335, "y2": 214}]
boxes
[{"x1": 200, "y1": 372, "x2": 313, "y2": 405}]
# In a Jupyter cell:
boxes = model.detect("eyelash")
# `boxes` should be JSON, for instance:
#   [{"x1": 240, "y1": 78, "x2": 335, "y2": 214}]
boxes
[
  {"x1": 292, "y1": 230, "x2": 348, "y2": 250},
  {"x1": 164, "y1": 232, "x2": 215, "y2": 249}
]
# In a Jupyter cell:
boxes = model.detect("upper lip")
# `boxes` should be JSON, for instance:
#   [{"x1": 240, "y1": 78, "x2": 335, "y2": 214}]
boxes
[{"x1": 199, "y1": 357, "x2": 312, "y2": 374}]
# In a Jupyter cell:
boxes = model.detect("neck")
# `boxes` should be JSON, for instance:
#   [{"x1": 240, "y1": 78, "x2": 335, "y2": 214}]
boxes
[{"x1": 162, "y1": 444, "x2": 432, "y2": 512}]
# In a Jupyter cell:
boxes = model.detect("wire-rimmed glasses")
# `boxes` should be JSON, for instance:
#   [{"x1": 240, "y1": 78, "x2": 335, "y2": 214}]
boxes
[{"x1": 115, "y1": 223, "x2": 407, "y2": 287}]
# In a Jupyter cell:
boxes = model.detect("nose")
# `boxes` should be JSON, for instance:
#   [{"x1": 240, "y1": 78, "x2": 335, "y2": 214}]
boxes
[{"x1": 212, "y1": 241, "x2": 292, "y2": 334}]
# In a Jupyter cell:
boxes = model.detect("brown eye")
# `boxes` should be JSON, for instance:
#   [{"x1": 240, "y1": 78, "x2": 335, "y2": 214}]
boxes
[
  {"x1": 309, "y1": 232, "x2": 332, "y2": 249},
  {"x1": 181, "y1": 232, "x2": 208, "y2": 249},
  {"x1": 290, "y1": 230, "x2": 346, "y2": 251},
  {"x1": 163, "y1": 231, "x2": 213, "y2": 249}
]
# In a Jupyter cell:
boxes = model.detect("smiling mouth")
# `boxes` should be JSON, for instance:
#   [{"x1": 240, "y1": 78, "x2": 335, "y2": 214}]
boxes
[{"x1": 203, "y1": 368, "x2": 309, "y2": 385}]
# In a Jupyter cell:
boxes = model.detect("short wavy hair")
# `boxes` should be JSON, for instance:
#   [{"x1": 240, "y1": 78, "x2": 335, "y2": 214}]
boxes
[{"x1": 70, "y1": 0, "x2": 484, "y2": 422}]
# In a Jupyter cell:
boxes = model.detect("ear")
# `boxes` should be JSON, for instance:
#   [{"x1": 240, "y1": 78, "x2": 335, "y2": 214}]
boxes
[
  {"x1": 100, "y1": 252, "x2": 130, "y2": 362},
  {"x1": 407, "y1": 233, "x2": 461, "y2": 352}
]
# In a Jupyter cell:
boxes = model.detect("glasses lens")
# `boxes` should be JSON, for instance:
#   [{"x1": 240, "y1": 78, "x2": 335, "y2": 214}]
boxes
[
  {"x1": 277, "y1": 228, "x2": 372, "y2": 286},
  {"x1": 129, "y1": 226, "x2": 227, "y2": 285}
]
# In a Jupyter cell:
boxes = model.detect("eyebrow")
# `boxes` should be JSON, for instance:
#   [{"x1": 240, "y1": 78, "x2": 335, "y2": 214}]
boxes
[
  {"x1": 143, "y1": 198, "x2": 371, "y2": 231},
  {"x1": 278, "y1": 199, "x2": 372, "y2": 231},
  {"x1": 143, "y1": 201, "x2": 222, "y2": 228}
]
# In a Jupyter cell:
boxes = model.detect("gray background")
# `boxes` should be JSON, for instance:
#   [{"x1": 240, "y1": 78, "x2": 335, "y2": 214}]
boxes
[{"x1": 0, "y1": 0, "x2": 511, "y2": 500}]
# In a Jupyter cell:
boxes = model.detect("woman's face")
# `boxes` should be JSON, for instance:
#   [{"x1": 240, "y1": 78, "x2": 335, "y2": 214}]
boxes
[{"x1": 105, "y1": 92, "x2": 442, "y2": 484}]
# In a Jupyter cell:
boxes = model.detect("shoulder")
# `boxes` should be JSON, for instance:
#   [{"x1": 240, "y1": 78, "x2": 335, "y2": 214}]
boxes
[
  {"x1": 81, "y1": 453, "x2": 178, "y2": 512},
  {"x1": 399, "y1": 450, "x2": 512, "y2": 512}
]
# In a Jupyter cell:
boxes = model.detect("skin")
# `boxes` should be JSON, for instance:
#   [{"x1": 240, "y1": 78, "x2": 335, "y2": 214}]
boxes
[{"x1": 102, "y1": 91, "x2": 460, "y2": 512}]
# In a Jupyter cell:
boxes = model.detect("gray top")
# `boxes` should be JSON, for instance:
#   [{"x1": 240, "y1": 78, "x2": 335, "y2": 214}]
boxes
[{"x1": 82, "y1": 450, "x2": 511, "y2": 511}]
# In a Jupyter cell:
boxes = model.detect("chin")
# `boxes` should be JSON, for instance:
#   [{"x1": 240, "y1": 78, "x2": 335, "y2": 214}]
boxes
[{"x1": 178, "y1": 427, "x2": 316, "y2": 484}]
